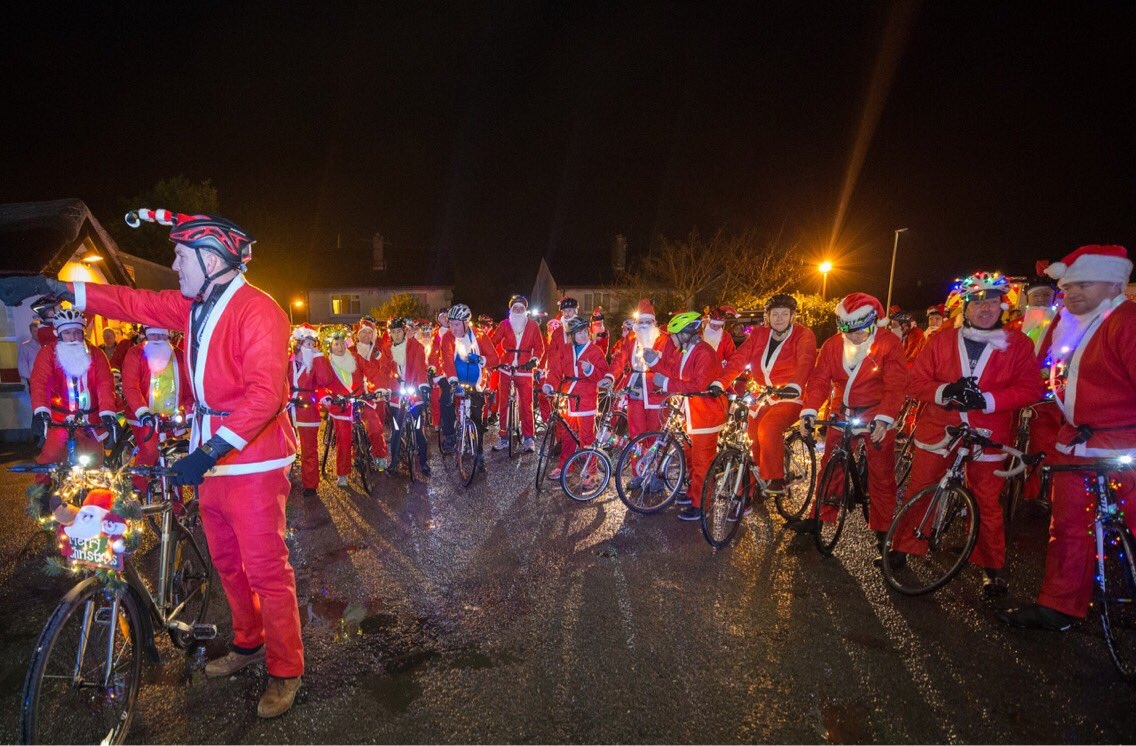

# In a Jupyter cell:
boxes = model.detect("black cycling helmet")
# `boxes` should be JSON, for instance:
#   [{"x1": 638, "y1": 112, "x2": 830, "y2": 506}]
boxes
[
  {"x1": 559, "y1": 296, "x2": 579, "y2": 310},
  {"x1": 565, "y1": 316, "x2": 589, "y2": 336},
  {"x1": 388, "y1": 317, "x2": 408, "y2": 330},
  {"x1": 892, "y1": 311, "x2": 915, "y2": 325},
  {"x1": 765, "y1": 294, "x2": 798, "y2": 313}
]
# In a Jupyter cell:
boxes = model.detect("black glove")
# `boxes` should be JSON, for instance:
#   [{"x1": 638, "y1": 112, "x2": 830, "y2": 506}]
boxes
[
  {"x1": 31, "y1": 411, "x2": 49, "y2": 446},
  {"x1": 708, "y1": 383, "x2": 725, "y2": 397},
  {"x1": 100, "y1": 414, "x2": 122, "y2": 450},
  {"x1": 941, "y1": 377, "x2": 974, "y2": 407},
  {"x1": 138, "y1": 411, "x2": 159, "y2": 441},
  {"x1": 958, "y1": 388, "x2": 988, "y2": 411},
  {"x1": 0, "y1": 276, "x2": 70, "y2": 306},
  {"x1": 774, "y1": 384, "x2": 801, "y2": 400},
  {"x1": 801, "y1": 414, "x2": 817, "y2": 431},
  {"x1": 521, "y1": 359, "x2": 538, "y2": 371},
  {"x1": 427, "y1": 365, "x2": 436, "y2": 378},
  {"x1": 418, "y1": 383, "x2": 431, "y2": 397},
  {"x1": 171, "y1": 446, "x2": 219, "y2": 486}
]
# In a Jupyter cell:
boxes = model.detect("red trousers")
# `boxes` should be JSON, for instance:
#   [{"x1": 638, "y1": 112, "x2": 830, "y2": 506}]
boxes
[
  {"x1": 295, "y1": 423, "x2": 320, "y2": 489},
  {"x1": 35, "y1": 427, "x2": 103, "y2": 485},
  {"x1": 430, "y1": 385, "x2": 441, "y2": 427},
  {"x1": 748, "y1": 402, "x2": 801, "y2": 482},
  {"x1": 129, "y1": 423, "x2": 159, "y2": 492},
  {"x1": 558, "y1": 413, "x2": 595, "y2": 468},
  {"x1": 815, "y1": 427, "x2": 898, "y2": 532},
  {"x1": 893, "y1": 448, "x2": 1006, "y2": 568},
  {"x1": 498, "y1": 373, "x2": 536, "y2": 438},
  {"x1": 686, "y1": 432, "x2": 719, "y2": 508},
  {"x1": 332, "y1": 406, "x2": 387, "y2": 477},
  {"x1": 199, "y1": 467, "x2": 304, "y2": 678},
  {"x1": 1037, "y1": 452, "x2": 1136, "y2": 618},
  {"x1": 627, "y1": 399, "x2": 663, "y2": 439}
]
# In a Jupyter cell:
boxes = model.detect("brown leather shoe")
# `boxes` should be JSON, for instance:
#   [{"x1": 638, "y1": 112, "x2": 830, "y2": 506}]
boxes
[
  {"x1": 258, "y1": 676, "x2": 302, "y2": 718},
  {"x1": 204, "y1": 647, "x2": 265, "y2": 678}
]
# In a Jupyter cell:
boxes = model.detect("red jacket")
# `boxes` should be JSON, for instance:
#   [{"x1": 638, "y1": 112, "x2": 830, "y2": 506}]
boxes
[
  {"x1": 74, "y1": 276, "x2": 297, "y2": 477},
  {"x1": 802, "y1": 330, "x2": 908, "y2": 425},
  {"x1": 491, "y1": 318, "x2": 545, "y2": 378},
  {"x1": 604, "y1": 329, "x2": 671, "y2": 410},
  {"x1": 901, "y1": 326, "x2": 927, "y2": 365},
  {"x1": 31, "y1": 342, "x2": 118, "y2": 424},
  {"x1": 717, "y1": 324, "x2": 817, "y2": 404},
  {"x1": 439, "y1": 326, "x2": 501, "y2": 389},
  {"x1": 388, "y1": 337, "x2": 429, "y2": 403},
  {"x1": 702, "y1": 328, "x2": 737, "y2": 363},
  {"x1": 545, "y1": 340, "x2": 609, "y2": 415},
  {"x1": 289, "y1": 351, "x2": 331, "y2": 428},
  {"x1": 909, "y1": 326, "x2": 1043, "y2": 459},
  {"x1": 321, "y1": 350, "x2": 380, "y2": 421},
  {"x1": 428, "y1": 328, "x2": 448, "y2": 383},
  {"x1": 1040, "y1": 298, "x2": 1136, "y2": 457},
  {"x1": 652, "y1": 340, "x2": 727, "y2": 435},
  {"x1": 121, "y1": 342, "x2": 193, "y2": 424}
]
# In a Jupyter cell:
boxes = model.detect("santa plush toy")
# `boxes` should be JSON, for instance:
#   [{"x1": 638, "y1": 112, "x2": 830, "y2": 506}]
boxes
[{"x1": 63, "y1": 488, "x2": 113, "y2": 541}]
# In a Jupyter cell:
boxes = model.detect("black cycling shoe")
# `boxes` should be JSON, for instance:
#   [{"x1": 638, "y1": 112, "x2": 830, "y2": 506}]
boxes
[
  {"x1": 873, "y1": 550, "x2": 907, "y2": 570},
  {"x1": 982, "y1": 569, "x2": 1009, "y2": 598},
  {"x1": 676, "y1": 506, "x2": 702, "y2": 522},
  {"x1": 997, "y1": 603, "x2": 1077, "y2": 631},
  {"x1": 786, "y1": 517, "x2": 819, "y2": 534},
  {"x1": 674, "y1": 493, "x2": 693, "y2": 506}
]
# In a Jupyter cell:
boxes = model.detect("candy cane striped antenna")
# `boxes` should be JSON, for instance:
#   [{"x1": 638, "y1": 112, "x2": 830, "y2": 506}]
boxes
[{"x1": 124, "y1": 208, "x2": 188, "y2": 228}]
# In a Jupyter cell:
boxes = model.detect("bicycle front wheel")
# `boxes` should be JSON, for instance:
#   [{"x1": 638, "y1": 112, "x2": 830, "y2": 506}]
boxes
[
  {"x1": 169, "y1": 524, "x2": 213, "y2": 649},
  {"x1": 701, "y1": 448, "x2": 749, "y2": 549},
  {"x1": 457, "y1": 420, "x2": 480, "y2": 487},
  {"x1": 354, "y1": 423, "x2": 378, "y2": 494},
  {"x1": 615, "y1": 431, "x2": 685, "y2": 514},
  {"x1": 814, "y1": 453, "x2": 850, "y2": 556},
  {"x1": 21, "y1": 580, "x2": 143, "y2": 745},
  {"x1": 894, "y1": 433, "x2": 915, "y2": 490},
  {"x1": 1098, "y1": 525, "x2": 1136, "y2": 679},
  {"x1": 882, "y1": 483, "x2": 980, "y2": 595},
  {"x1": 535, "y1": 425, "x2": 560, "y2": 492},
  {"x1": 561, "y1": 448, "x2": 612, "y2": 502},
  {"x1": 777, "y1": 431, "x2": 816, "y2": 521}
]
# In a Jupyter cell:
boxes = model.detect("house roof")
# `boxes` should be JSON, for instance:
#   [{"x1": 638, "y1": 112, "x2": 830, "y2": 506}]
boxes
[{"x1": 0, "y1": 199, "x2": 133, "y2": 285}]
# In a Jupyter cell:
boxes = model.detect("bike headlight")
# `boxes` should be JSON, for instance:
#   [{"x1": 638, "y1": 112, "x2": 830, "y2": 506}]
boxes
[
  {"x1": 401, "y1": 385, "x2": 411, "y2": 397},
  {"x1": 850, "y1": 418, "x2": 863, "y2": 427},
  {"x1": 1119, "y1": 455, "x2": 1133, "y2": 465},
  {"x1": 77, "y1": 455, "x2": 91, "y2": 467},
  {"x1": 742, "y1": 395, "x2": 753, "y2": 406}
]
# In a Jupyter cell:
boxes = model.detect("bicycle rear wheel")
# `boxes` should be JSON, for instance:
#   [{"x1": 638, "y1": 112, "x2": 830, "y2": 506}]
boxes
[
  {"x1": 614, "y1": 431, "x2": 685, "y2": 514},
  {"x1": 1098, "y1": 525, "x2": 1136, "y2": 680},
  {"x1": 700, "y1": 448, "x2": 748, "y2": 549},
  {"x1": 777, "y1": 431, "x2": 816, "y2": 521},
  {"x1": 507, "y1": 396, "x2": 521, "y2": 458},
  {"x1": 21, "y1": 581, "x2": 143, "y2": 745},
  {"x1": 561, "y1": 448, "x2": 612, "y2": 502},
  {"x1": 535, "y1": 424, "x2": 560, "y2": 492},
  {"x1": 894, "y1": 433, "x2": 915, "y2": 490},
  {"x1": 814, "y1": 453, "x2": 850, "y2": 556},
  {"x1": 599, "y1": 411, "x2": 630, "y2": 453},
  {"x1": 321, "y1": 419, "x2": 334, "y2": 476},
  {"x1": 882, "y1": 484, "x2": 980, "y2": 595},
  {"x1": 354, "y1": 423, "x2": 378, "y2": 494},
  {"x1": 169, "y1": 525, "x2": 214, "y2": 649},
  {"x1": 457, "y1": 420, "x2": 480, "y2": 487}
]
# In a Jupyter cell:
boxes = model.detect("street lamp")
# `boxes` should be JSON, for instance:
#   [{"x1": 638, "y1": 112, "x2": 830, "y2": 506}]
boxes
[
  {"x1": 885, "y1": 228, "x2": 908, "y2": 313},
  {"x1": 289, "y1": 299, "x2": 304, "y2": 325},
  {"x1": 818, "y1": 261, "x2": 833, "y2": 299}
]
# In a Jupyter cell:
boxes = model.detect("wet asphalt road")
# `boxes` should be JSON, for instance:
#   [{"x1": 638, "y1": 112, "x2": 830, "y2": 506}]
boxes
[{"x1": 1, "y1": 431, "x2": 1134, "y2": 745}]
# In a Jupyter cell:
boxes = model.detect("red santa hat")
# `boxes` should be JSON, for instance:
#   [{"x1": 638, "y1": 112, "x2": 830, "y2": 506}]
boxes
[
  {"x1": 292, "y1": 323, "x2": 319, "y2": 342},
  {"x1": 634, "y1": 298, "x2": 656, "y2": 320},
  {"x1": 835, "y1": 293, "x2": 883, "y2": 331},
  {"x1": 1044, "y1": 245, "x2": 1132, "y2": 287},
  {"x1": 82, "y1": 488, "x2": 115, "y2": 512},
  {"x1": 356, "y1": 317, "x2": 378, "y2": 332},
  {"x1": 926, "y1": 304, "x2": 945, "y2": 317}
]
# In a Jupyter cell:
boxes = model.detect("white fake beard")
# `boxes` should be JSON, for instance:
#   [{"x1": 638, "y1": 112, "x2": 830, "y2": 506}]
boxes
[
  {"x1": 841, "y1": 334, "x2": 873, "y2": 370},
  {"x1": 356, "y1": 341, "x2": 373, "y2": 359},
  {"x1": 960, "y1": 325, "x2": 1009, "y2": 351},
  {"x1": 509, "y1": 312, "x2": 527, "y2": 335},
  {"x1": 635, "y1": 323, "x2": 659, "y2": 348},
  {"x1": 298, "y1": 346, "x2": 316, "y2": 372},
  {"x1": 56, "y1": 341, "x2": 92, "y2": 378},
  {"x1": 330, "y1": 351, "x2": 357, "y2": 376},
  {"x1": 143, "y1": 340, "x2": 173, "y2": 374},
  {"x1": 703, "y1": 326, "x2": 724, "y2": 348}
]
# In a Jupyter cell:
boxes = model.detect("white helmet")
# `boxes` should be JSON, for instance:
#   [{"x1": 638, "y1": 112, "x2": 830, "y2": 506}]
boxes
[{"x1": 52, "y1": 308, "x2": 86, "y2": 334}]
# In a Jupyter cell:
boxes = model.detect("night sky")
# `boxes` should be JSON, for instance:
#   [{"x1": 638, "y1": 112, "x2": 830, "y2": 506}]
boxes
[{"x1": 2, "y1": 2, "x2": 1133, "y2": 313}]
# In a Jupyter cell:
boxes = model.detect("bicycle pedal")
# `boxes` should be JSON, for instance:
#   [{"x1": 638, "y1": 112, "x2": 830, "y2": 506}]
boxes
[{"x1": 192, "y1": 623, "x2": 218, "y2": 641}]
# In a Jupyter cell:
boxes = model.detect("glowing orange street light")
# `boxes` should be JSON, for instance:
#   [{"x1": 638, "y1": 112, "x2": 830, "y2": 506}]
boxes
[
  {"x1": 289, "y1": 298, "x2": 304, "y2": 324},
  {"x1": 818, "y1": 261, "x2": 833, "y2": 299}
]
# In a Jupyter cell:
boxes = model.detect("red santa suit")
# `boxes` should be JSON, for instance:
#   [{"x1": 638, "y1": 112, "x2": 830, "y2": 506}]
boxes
[
  {"x1": 322, "y1": 347, "x2": 388, "y2": 476},
  {"x1": 1035, "y1": 288, "x2": 1136, "y2": 617},
  {"x1": 701, "y1": 324, "x2": 737, "y2": 364},
  {"x1": 545, "y1": 339, "x2": 609, "y2": 468},
  {"x1": 31, "y1": 340, "x2": 118, "y2": 472},
  {"x1": 121, "y1": 337, "x2": 193, "y2": 491},
  {"x1": 428, "y1": 323, "x2": 448, "y2": 426},
  {"x1": 801, "y1": 323, "x2": 908, "y2": 532},
  {"x1": 901, "y1": 325, "x2": 926, "y2": 364},
  {"x1": 652, "y1": 339, "x2": 727, "y2": 507},
  {"x1": 716, "y1": 323, "x2": 817, "y2": 482},
  {"x1": 73, "y1": 275, "x2": 304, "y2": 679},
  {"x1": 353, "y1": 331, "x2": 391, "y2": 454},
  {"x1": 892, "y1": 325, "x2": 1043, "y2": 568},
  {"x1": 492, "y1": 314, "x2": 545, "y2": 439},
  {"x1": 288, "y1": 330, "x2": 329, "y2": 491}
]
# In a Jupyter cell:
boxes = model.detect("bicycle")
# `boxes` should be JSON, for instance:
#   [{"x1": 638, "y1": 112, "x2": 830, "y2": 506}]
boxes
[
  {"x1": 137, "y1": 413, "x2": 194, "y2": 535},
  {"x1": 533, "y1": 386, "x2": 580, "y2": 493},
  {"x1": 999, "y1": 402, "x2": 1043, "y2": 529},
  {"x1": 1034, "y1": 456, "x2": 1136, "y2": 679},
  {"x1": 327, "y1": 390, "x2": 388, "y2": 493},
  {"x1": 389, "y1": 381, "x2": 430, "y2": 481},
  {"x1": 614, "y1": 392, "x2": 707, "y2": 514},
  {"x1": 494, "y1": 360, "x2": 536, "y2": 457},
  {"x1": 881, "y1": 422, "x2": 1023, "y2": 595},
  {"x1": 701, "y1": 385, "x2": 818, "y2": 549},
  {"x1": 806, "y1": 414, "x2": 875, "y2": 556},
  {"x1": 13, "y1": 458, "x2": 213, "y2": 745},
  {"x1": 893, "y1": 397, "x2": 922, "y2": 489},
  {"x1": 449, "y1": 382, "x2": 483, "y2": 487},
  {"x1": 559, "y1": 388, "x2": 616, "y2": 503},
  {"x1": 594, "y1": 387, "x2": 630, "y2": 454}
]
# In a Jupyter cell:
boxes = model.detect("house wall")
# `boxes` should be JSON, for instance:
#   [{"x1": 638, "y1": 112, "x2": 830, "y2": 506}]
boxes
[{"x1": 307, "y1": 287, "x2": 454, "y2": 324}]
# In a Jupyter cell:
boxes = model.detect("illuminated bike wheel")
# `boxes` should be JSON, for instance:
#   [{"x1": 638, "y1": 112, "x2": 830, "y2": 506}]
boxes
[
  {"x1": 561, "y1": 448, "x2": 612, "y2": 502},
  {"x1": 1098, "y1": 526, "x2": 1136, "y2": 680},
  {"x1": 614, "y1": 431, "x2": 685, "y2": 514},
  {"x1": 700, "y1": 448, "x2": 748, "y2": 549},
  {"x1": 882, "y1": 484, "x2": 979, "y2": 595},
  {"x1": 776, "y1": 431, "x2": 816, "y2": 521}
]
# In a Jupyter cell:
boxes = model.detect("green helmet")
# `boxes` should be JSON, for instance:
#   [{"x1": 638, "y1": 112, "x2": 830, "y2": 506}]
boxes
[{"x1": 666, "y1": 311, "x2": 703, "y2": 335}]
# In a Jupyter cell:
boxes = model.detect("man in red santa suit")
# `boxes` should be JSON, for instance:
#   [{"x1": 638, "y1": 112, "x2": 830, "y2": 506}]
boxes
[
  {"x1": 648, "y1": 311, "x2": 727, "y2": 521},
  {"x1": 0, "y1": 209, "x2": 305, "y2": 718},
  {"x1": 427, "y1": 308, "x2": 450, "y2": 428},
  {"x1": 539, "y1": 297, "x2": 581, "y2": 424},
  {"x1": 288, "y1": 324, "x2": 327, "y2": 496},
  {"x1": 121, "y1": 326, "x2": 193, "y2": 493},
  {"x1": 438, "y1": 304, "x2": 500, "y2": 461},
  {"x1": 890, "y1": 272, "x2": 1043, "y2": 589},
  {"x1": 29, "y1": 309, "x2": 121, "y2": 480},
  {"x1": 1000, "y1": 245, "x2": 1136, "y2": 630},
  {"x1": 354, "y1": 315, "x2": 391, "y2": 441},
  {"x1": 609, "y1": 318, "x2": 634, "y2": 365},
  {"x1": 541, "y1": 316, "x2": 609, "y2": 479},
  {"x1": 892, "y1": 311, "x2": 926, "y2": 364},
  {"x1": 924, "y1": 305, "x2": 946, "y2": 339},
  {"x1": 323, "y1": 326, "x2": 389, "y2": 485},
  {"x1": 600, "y1": 299, "x2": 670, "y2": 438},
  {"x1": 491, "y1": 294, "x2": 544, "y2": 453},
  {"x1": 589, "y1": 307, "x2": 610, "y2": 357},
  {"x1": 702, "y1": 305, "x2": 738, "y2": 364},
  {"x1": 793, "y1": 293, "x2": 908, "y2": 562},
  {"x1": 386, "y1": 317, "x2": 432, "y2": 476},
  {"x1": 710, "y1": 294, "x2": 817, "y2": 502}
]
